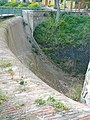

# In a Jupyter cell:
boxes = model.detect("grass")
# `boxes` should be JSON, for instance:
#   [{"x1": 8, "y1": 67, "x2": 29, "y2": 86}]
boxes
[
  {"x1": 35, "y1": 96, "x2": 69, "y2": 111},
  {"x1": 35, "y1": 98, "x2": 46, "y2": 105},
  {"x1": 7, "y1": 68, "x2": 14, "y2": 75},
  {"x1": 0, "y1": 90, "x2": 7, "y2": 104},
  {"x1": 52, "y1": 100, "x2": 68, "y2": 111},
  {"x1": 15, "y1": 103, "x2": 25, "y2": 109},
  {"x1": 0, "y1": 60, "x2": 12, "y2": 68},
  {"x1": 66, "y1": 83, "x2": 82, "y2": 101}
]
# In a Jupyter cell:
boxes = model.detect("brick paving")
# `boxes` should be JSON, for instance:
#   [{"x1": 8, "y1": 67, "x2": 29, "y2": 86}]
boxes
[
  {"x1": 80, "y1": 116, "x2": 90, "y2": 120},
  {"x1": 0, "y1": 99, "x2": 90, "y2": 120}
]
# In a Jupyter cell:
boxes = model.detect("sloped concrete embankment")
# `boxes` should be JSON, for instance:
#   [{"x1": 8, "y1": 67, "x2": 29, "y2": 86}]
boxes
[
  {"x1": 4, "y1": 15, "x2": 71, "y2": 94},
  {"x1": 0, "y1": 16, "x2": 90, "y2": 119}
]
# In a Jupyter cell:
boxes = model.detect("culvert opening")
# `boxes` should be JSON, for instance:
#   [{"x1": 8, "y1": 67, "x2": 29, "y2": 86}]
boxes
[{"x1": 31, "y1": 13, "x2": 90, "y2": 102}]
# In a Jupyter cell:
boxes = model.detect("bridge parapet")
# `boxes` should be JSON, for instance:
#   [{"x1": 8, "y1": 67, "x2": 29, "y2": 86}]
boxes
[{"x1": 22, "y1": 10, "x2": 55, "y2": 34}]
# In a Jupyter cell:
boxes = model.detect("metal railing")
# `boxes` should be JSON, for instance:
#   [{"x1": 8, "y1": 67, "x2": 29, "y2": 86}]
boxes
[{"x1": 0, "y1": 6, "x2": 25, "y2": 16}]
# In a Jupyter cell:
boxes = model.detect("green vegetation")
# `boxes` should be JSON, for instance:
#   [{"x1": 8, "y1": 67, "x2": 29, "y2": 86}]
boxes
[
  {"x1": 35, "y1": 96, "x2": 69, "y2": 111},
  {"x1": 81, "y1": 1, "x2": 90, "y2": 8},
  {"x1": 7, "y1": 68, "x2": 14, "y2": 75},
  {"x1": 0, "y1": 60, "x2": 12, "y2": 68},
  {"x1": 0, "y1": 0, "x2": 7, "y2": 6},
  {"x1": 0, "y1": 90, "x2": 7, "y2": 104},
  {"x1": 26, "y1": 118, "x2": 31, "y2": 120},
  {"x1": 66, "y1": 83, "x2": 82, "y2": 101},
  {"x1": 35, "y1": 98, "x2": 46, "y2": 105},
  {"x1": 34, "y1": 13, "x2": 90, "y2": 76},
  {"x1": 19, "y1": 79, "x2": 24, "y2": 85},
  {"x1": 52, "y1": 100, "x2": 68, "y2": 111},
  {"x1": 0, "y1": 1, "x2": 41, "y2": 10},
  {"x1": 15, "y1": 103, "x2": 25, "y2": 109}
]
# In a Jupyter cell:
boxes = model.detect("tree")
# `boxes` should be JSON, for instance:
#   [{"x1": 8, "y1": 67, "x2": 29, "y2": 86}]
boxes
[
  {"x1": 56, "y1": 0, "x2": 64, "y2": 22},
  {"x1": 56, "y1": 0, "x2": 60, "y2": 22}
]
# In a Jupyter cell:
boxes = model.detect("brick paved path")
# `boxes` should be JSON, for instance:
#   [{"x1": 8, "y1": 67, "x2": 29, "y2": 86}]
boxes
[{"x1": 0, "y1": 100, "x2": 90, "y2": 120}]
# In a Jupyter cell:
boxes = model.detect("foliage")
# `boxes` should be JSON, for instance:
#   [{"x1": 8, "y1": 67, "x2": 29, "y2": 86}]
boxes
[
  {"x1": 3, "y1": 1, "x2": 41, "y2": 10},
  {"x1": 4, "y1": 2, "x2": 19, "y2": 7},
  {"x1": 0, "y1": 0, "x2": 7, "y2": 6},
  {"x1": 28, "y1": 2, "x2": 40, "y2": 9},
  {"x1": 35, "y1": 96, "x2": 69, "y2": 111},
  {"x1": 17, "y1": 2, "x2": 28, "y2": 8},
  {"x1": 34, "y1": 13, "x2": 90, "y2": 76},
  {"x1": 47, "y1": 96, "x2": 56, "y2": 102},
  {"x1": 81, "y1": 1, "x2": 90, "y2": 8}
]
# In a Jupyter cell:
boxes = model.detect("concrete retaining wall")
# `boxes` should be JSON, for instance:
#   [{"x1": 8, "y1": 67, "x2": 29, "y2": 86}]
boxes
[{"x1": 2, "y1": 16, "x2": 70, "y2": 95}]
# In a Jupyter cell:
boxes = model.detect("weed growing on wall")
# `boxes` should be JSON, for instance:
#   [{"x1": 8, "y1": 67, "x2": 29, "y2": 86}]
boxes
[{"x1": 35, "y1": 96, "x2": 69, "y2": 111}]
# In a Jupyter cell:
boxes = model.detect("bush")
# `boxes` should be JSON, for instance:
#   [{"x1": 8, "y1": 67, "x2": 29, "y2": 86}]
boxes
[
  {"x1": 17, "y1": 2, "x2": 28, "y2": 8},
  {"x1": 4, "y1": 2, "x2": 19, "y2": 7},
  {"x1": 3, "y1": 1, "x2": 41, "y2": 10}
]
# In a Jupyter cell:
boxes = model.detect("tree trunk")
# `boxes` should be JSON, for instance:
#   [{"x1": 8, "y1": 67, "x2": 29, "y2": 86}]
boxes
[{"x1": 56, "y1": 0, "x2": 60, "y2": 22}]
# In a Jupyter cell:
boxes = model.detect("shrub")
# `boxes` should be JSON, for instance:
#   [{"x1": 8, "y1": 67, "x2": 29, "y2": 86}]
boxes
[
  {"x1": 4, "y1": 2, "x2": 19, "y2": 7},
  {"x1": 28, "y1": 2, "x2": 40, "y2": 9},
  {"x1": 17, "y1": 2, "x2": 28, "y2": 8}
]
